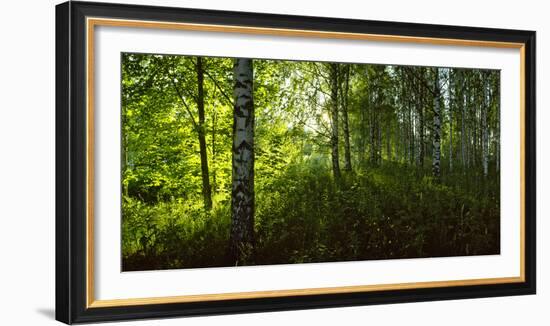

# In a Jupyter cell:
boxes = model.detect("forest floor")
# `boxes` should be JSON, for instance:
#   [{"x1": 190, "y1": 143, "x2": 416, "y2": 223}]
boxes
[{"x1": 122, "y1": 162, "x2": 500, "y2": 271}]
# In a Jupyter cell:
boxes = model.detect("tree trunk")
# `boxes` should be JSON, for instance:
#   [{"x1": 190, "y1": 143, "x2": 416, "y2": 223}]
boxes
[
  {"x1": 496, "y1": 79, "x2": 500, "y2": 172},
  {"x1": 396, "y1": 115, "x2": 401, "y2": 162},
  {"x1": 473, "y1": 91, "x2": 478, "y2": 168},
  {"x1": 341, "y1": 65, "x2": 352, "y2": 171},
  {"x1": 377, "y1": 119, "x2": 382, "y2": 165},
  {"x1": 402, "y1": 74, "x2": 412, "y2": 165},
  {"x1": 482, "y1": 74, "x2": 489, "y2": 177},
  {"x1": 122, "y1": 114, "x2": 129, "y2": 196},
  {"x1": 418, "y1": 72, "x2": 425, "y2": 168},
  {"x1": 409, "y1": 96, "x2": 415, "y2": 165},
  {"x1": 386, "y1": 124, "x2": 391, "y2": 161},
  {"x1": 467, "y1": 93, "x2": 472, "y2": 169},
  {"x1": 432, "y1": 68, "x2": 441, "y2": 179},
  {"x1": 461, "y1": 90, "x2": 468, "y2": 170},
  {"x1": 211, "y1": 103, "x2": 217, "y2": 193},
  {"x1": 359, "y1": 105, "x2": 366, "y2": 166},
  {"x1": 369, "y1": 90, "x2": 376, "y2": 164},
  {"x1": 449, "y1": 70, "x2": 454, "y2": 173},
  {"x1": 449, "y1": 99, "x2": 453, "y2": 173},
  {"x1": 196, "y1": 57, "x2": 212, "y2": 210},
  {"x1": 230, "y1": 58, "x2": 255, "y2": 265},
  {"x1": 330, "y1": 63, "x2": 341, "y2": 178}
]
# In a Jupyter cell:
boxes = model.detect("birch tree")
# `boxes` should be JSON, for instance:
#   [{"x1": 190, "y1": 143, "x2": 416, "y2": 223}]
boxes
[
  {"x1": 417, "y1": 69, "x2": 425, "y2": 168},
  {"x1": 448, "y1": 69, "x2": 454, "y2": 173},
  {"x1": 495, "y1": 75, "x2": 500, "y2": 172},
  {"x1": 230, "y1": 58, "x2": 255, "y2": 265},
  {"x1": 432, "y1": 67, "x2": 441, "y2": 179},
  {"x1": 461, "y1": 85, "x2": 467, "y2": 169},
  {"x1": 482, "y1": 72, "x2": 489, "y2": 177}
]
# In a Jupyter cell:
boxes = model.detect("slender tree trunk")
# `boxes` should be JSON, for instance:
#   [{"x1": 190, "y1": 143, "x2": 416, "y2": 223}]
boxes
[
  {"x1": 211, "y1": 103, "x2": 217, "y2": 193},
  {"x1": 482, "y1": 74, "x2": 489, "y2": 177},
  {"x1": 404, "y1": 105, "x2": 409, "y2": 164},
  {"x1": 377, "y1": 74, "x2": 383, "y2": 166},
  {"x1": 371, "y1": 92, "x2": 376, "y2": 163},
  {"x1": 449, "y1": 100, "x2": 453, "y2": 173},
  {"x1": 415, "y1": 93, "x2": 420, "y2": 166},
  {"x1": 467, "y1": 93, "x2": 472, "y2": 169},
  {"x1": 396, "y1": 117, "x2": 401, "y2": 162},
  {"x1": 230, "y1": 58, "x2": 255, "y2": 265},
  {"x1": 478, "y1": 92, "x2": 483, "y2": 167},
  {"x1": 409, "y1": 96, "x2": 415, "y2": 165},
  {"x1": 496, "y1": 81, "x2": 500, "y2": 172},
  {"x1": 377, "y1": 121, "x2": 382, "y2": 165},
  {"x1": 359, "y1": 104, "x2": 366, "y2": 166},
  {"x1": 329, "y1": 63, "x2": 341, "y2": 178},
  {"x1": 196, "y1": 57, "x2": 212, "y2": 210},
  {"x1": 449, "y1": 70, "x2": 454, "y2": 173},
  {"x1": 432, "y1": 68, "x2": 441, "y2": 179},
  {"x1": 402, "y1": 105, "x2": 405, "y2": 163},
  {"x1": 418, "y1": 72, "x2": 425, "y2": 168},
  {"x1": 386, "y1": 124, "x2": 391, "y2": 161},
  {"x1": 341, "y1": 65, "x2": 352, "y2": 171},
  {"x1": 402, "y1": 75, "x2": 411, "y2": 165},
  {"x1": 122, "y1": 122, "x2": 129, "y2": 196},
  {"x1": 473, "y1": 91, "x2": 478, "y2": 168},
  {"x1": 460, "y1": 93, "x2": 466, "y2": 169}
]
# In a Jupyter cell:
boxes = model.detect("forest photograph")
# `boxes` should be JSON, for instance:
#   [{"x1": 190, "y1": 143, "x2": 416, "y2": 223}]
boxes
[{"x1": 121, "y1": 52, "x2": 501, "y2": 272}]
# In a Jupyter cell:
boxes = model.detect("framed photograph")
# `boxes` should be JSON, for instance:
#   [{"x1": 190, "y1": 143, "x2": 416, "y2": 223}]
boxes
[{"x1": 56, "y1": 1, "x2": 536, "y2": 324}]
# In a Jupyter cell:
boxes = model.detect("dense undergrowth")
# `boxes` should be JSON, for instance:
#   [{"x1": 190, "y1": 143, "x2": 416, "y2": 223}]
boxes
[{"x1": 122, "y1": 161, "x2": 499, "y2": 271}]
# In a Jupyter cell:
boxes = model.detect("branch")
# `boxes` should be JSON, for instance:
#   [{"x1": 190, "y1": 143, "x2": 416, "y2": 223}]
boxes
[
  {"x1": 164, "y1": 64, "x2": 199, "y2": 130},
  {"x1": 298, "y1": 63, "x2": 331, "y2": 81},
  {"x1": 297, "y1": 73, "x2": 332, "y2": 98},
  {"x1": 403, "y1": 67, "x2": 436, "y2": 96},
  {"x1": 188, "y1": 56, "x2": 235, "y2": 107},
  {"x1": 203, "y1": 69, "x2": 234, "y2": 107},
  {"x1": 288, "y1": 108, "x2": 331, "y2": 140}
]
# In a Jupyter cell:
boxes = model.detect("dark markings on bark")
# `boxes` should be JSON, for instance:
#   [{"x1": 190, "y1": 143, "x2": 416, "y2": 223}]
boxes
[
  {"x1": 432, "y1": 67, "x2": 441, "y2": 180},
  {"x1": 230, "y1": 58, "x2": 255, "y2": 265}
]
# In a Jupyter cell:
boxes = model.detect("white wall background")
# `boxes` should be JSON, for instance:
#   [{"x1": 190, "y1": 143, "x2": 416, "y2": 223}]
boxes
[{"x1": 0, "y1": 0, "x2": 546, "y2": 324}]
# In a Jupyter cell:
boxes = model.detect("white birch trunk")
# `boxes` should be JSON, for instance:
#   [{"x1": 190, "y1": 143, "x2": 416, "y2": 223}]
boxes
[
  {"x1": 432, "y1": 68, "x2": 441, "y2": 179},
  {"x1": 449, "y1": 70, "x2": 454, "y2": 173},
  {"x1": 230, "y1": 58, "x2": 255, "y2": 265},
  {"x1": 461, "y1": 91, "x2": 466, "y2": 168},
  {"x1": 482, "y1": 74, "x2": 489, "y2": 177},
  {"x1": 496, "y1": 84, "x2": 500, "y2": 172}
]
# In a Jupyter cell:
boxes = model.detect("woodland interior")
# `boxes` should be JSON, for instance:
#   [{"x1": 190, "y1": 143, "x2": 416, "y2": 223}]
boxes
[{"x1": 121, "y1": 52, "x2": 500, "y2": 271}]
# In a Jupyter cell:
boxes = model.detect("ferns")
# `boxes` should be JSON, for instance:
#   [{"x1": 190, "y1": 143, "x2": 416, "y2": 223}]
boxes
[{"x1": 122, "y1": 161, "x2": 499, "y2": 270}]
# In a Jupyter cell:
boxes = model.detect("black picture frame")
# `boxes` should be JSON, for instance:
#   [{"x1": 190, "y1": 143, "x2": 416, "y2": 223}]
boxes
[{"x1": 56, "y1": 1, "x2": 536, "y2": 324}]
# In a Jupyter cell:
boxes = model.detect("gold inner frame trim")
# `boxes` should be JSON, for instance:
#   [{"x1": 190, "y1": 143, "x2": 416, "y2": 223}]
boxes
[
  {"x1": 89, "y1": 277, "x2": 521, "y2": 308},
  {"x1": 86, "y1": 17, "x2": 526, "y2": 308}
]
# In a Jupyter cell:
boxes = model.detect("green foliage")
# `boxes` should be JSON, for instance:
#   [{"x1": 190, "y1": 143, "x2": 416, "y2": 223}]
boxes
[
  {"x1": 254, "y1": 161, "x2": 499, "y2": 265},
  {"x1": 122, "y1": 196, "x2": 232, "y2": 270},
  {"x1": 123, "y1": 160, "x2": 499, "y2": 270},
  {"x1": 121, "y1": 53, "x2": 500, "y2": 270}
]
